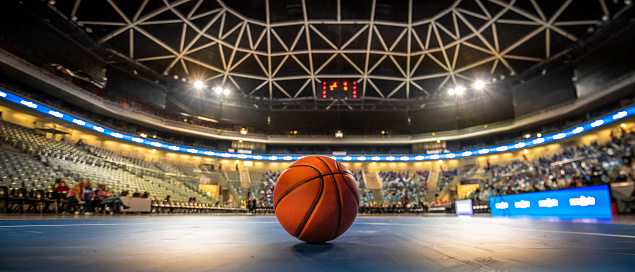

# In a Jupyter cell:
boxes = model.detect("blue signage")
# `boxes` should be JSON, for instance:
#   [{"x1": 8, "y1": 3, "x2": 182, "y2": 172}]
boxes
[{"x1": 490, "y1": 185, "x2": 613, "y2": 219}]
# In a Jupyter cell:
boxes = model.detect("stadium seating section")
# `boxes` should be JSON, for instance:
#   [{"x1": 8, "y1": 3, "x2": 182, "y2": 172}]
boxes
[
  {"x1": 0, "y1": 120, "x2": 249, "y2": 214},
  {"x1": 0, "y1": 116, "x2": 632, "y2": 215}
]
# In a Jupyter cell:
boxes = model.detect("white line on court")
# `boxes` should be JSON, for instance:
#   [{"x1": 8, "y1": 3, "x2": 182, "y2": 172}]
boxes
[
  {"x1": 356, "y1": 222, "x2": 635, "y2": 239},
  {"x1": 0, "y1": 223, "x2": 139, "y2": 228},
  {"x1": 0, "y1": 221, "x2": 280, "y2": 228},
  {"x1": 510, "y1": 228, "x2": 635, "y2": 239}
]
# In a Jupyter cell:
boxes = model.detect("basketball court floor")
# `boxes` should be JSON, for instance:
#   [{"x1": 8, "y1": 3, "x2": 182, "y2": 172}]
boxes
[{"x1": 1, "y1": 215, "x2": 634, "y2": 271}]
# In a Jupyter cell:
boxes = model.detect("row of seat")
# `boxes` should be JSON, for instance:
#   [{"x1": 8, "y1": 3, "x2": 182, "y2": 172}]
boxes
[
  {"x1": 0, "y1": 120, "x2": 219, "y2": 210},
  {"x1": 0, "y1": 185, "x2": 241, "y2": 215},
  {"x1": 0, "y1": 186, "x2": 58, "y2": 214},
  {"x1": 151, "y1": 201, "x2": 248, "y2": 214}
]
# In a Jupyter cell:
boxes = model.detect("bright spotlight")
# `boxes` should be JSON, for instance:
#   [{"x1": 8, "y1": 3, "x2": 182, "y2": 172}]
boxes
[
  {"x1": 455, "y1": 86, "x2": 466, "y2": 95},
  {"x1": 223, "y1": 89, "x2": 230, "y2": 95},
  {"x1": 473, "y1": 80, "x2": 485, "y2": 90},
  {"x1": 214, "y1": 87, "x2": 223, "y2": 94},
  {"x1": 448, "y1": 88, "x2": 455, "y2": 95},
  {"x1": 194, "y1": 80, "x2": 204, "y2": 89}
]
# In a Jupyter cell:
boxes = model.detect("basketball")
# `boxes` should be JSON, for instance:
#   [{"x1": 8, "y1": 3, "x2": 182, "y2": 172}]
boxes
[{"x1": 273, "y1": 156, "x2": 360, "y2": 243}]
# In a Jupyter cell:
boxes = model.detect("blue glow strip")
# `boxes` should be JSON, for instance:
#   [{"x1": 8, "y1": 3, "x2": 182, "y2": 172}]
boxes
[{"x1": 0, "y1": 89, "x2": 633, "y2": 162}]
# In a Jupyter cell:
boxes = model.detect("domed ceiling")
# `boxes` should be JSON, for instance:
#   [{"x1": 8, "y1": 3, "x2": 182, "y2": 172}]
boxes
[{"x1": 50, "y1": 0, "x2": 627, "y2": 109}]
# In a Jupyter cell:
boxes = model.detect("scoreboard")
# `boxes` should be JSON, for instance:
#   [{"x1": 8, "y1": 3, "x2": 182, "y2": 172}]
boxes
[{"x1": 322, "y1": 80, "x2": 358, "y2": 99}]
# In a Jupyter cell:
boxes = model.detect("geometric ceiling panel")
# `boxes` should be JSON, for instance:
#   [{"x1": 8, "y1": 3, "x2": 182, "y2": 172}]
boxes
[{"x1": 48, "y1": 0, "x2": 629, "y2": 109}]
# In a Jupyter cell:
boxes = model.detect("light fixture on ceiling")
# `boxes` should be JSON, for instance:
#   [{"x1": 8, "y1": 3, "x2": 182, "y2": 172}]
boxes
[
  {"x1": 194, "y1": 80, "x2": 204, "y2": 89},
  {"x1": 473, "y1": 80, "x2": 485, "y2": 90},
  {"x1": 455, "y1": 86, "x2": 466, "y2": 95}
]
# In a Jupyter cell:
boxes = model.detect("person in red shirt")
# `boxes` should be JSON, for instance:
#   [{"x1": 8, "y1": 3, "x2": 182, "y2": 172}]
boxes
[
  {"x1": 53, "y1": 179, "x2": 70, "y2": 210},
  {"x1": 54, "y1": 179, "x2": 69, "y2": 195}
]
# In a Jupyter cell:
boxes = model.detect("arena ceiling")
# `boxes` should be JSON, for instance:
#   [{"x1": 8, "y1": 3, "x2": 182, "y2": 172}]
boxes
[{"x1": 50, "y1": 0, "x2": 628, "y2": 109}]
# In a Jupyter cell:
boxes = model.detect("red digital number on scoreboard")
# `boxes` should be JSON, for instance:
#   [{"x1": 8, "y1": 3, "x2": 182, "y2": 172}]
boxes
[{"x1": 322, "y1": 80, "x2": 357, "y2": 99}]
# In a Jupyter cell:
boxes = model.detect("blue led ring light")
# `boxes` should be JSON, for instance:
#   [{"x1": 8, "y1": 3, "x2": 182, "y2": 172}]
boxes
[{"x1": 0, "y1": 89, "x2": 632, "y2": 162}]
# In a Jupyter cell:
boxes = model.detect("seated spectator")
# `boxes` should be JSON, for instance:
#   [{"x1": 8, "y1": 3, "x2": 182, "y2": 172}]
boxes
[
  {"x1": 54, "y1": 179, "x2": 69, "y2": 198},
  {"x1": 51, "y1": 179, "x2": 61, "y2": 191},
  {"x1": 65, "y1": 181, "x2": 85, "y2": 214},
  {"x1": 83, "y1": 182, "x2": 95, "y2": 214},
  {"x1": 97, "y1": 184, "x2": 129, "y2": 214}
]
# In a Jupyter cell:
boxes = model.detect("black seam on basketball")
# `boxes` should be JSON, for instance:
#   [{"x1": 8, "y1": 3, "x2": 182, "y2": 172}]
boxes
[
  {"x1": 293, "y1": 157, "x2": 332, "y2": 239},
  {"x1": 330, "y1": 172, "x2": 342, "y2": 240},
  {"x1": 273, "y1": 164, "x2": 322, "y2": 209},
  {"x1": 315, "y1": 156, "x2": 333, "y2": 174},
  {"x1": 342, "y1": 174, "x2": 360, "y2": 205},
  {"x1": 319, "y1": 157, "x2": 341, "y2": 240},
  {"x1": 336, "y1": 162, "x2": 360, "y2": 204},
  {"x1": 294, "y1": 174, "x2": 325, "y2": 238},
  {"x1": 273, "y1": 171, "x2": 344, "y2": 210},
  {"x1": 343, "y1": 176, "x2": 360, "y2": 205}
]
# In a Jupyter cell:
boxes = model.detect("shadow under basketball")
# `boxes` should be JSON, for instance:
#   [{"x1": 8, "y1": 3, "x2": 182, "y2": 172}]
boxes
[{"x1": 292, "y1": 243, "x2": 334, "y2": 256}]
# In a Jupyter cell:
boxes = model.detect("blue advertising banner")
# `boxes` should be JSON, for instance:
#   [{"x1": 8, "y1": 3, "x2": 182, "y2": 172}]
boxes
[{"x1": 490, "y1": 185, "x2": 612, "y2": 219}]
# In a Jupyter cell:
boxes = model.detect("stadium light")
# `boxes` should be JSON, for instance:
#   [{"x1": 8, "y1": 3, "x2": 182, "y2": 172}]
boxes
[
  {"x1": 214, "y1": 87, "x2": 223, "y2": 94},
  {"x1": 194, "y1": 80, "x2": 204, "y2": 89},
  {"x1": 455, "y1": 86, "x2": 466, "y2": 95},
  {"x1": 473, "y1": 80, "x2": 485, "y2": 90},
  {"x1": 223, "y1": 89, "x2": 230, "y2": 95},
  {"x1": 448, "y1": 88, "x2": 455, "y2": 95}
]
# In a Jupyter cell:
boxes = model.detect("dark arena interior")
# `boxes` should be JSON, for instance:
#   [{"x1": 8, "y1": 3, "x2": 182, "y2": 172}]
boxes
[{"x1": 0, "y1": 0, "x2": 635, "y2": 271}]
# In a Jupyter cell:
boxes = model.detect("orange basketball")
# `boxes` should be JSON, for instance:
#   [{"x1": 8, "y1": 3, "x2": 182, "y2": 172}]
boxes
[{"x1": 273, "y1": 156, "x2": 360, "y2": 243}]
